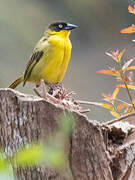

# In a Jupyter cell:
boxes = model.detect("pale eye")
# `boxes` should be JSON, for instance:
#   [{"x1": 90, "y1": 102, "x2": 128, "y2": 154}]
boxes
[{"x1": 58, "y1": 24, "x2": 63, "y2": 29}]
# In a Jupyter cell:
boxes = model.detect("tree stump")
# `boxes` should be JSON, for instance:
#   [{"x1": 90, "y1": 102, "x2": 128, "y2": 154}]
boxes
[{"x1": 0, "y1": 88, "x2": 135, "y2": 179}]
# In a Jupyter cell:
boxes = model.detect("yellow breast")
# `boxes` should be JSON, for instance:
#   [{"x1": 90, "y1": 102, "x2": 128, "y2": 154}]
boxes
[
  {"x1": 43, "y1": 33, "x2": 72, "y2": 83},
  {"x1": 28, "y1": 30, "x2": 72, "y2": 85}
]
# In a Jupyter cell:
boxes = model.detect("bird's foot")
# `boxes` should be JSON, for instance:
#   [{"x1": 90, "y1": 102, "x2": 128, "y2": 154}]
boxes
[
  {"x1": 47, "y1": 83, "x2": 63, "y2": 96},
  {"x1": 33, "y1": 80, "x2": 90, "y2": 114},
  {"x1": 33, "y1": 79, "x2": 60, "y2": 104},
  {"x1": 34, "y1": 79, "x2": 47, "y2": 99},
  {"x1": 47, "y1": 83, "x2": 75, "y2": 100}
]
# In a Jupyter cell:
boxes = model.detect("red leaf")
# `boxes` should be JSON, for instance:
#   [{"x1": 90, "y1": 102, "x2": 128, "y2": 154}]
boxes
[
  {"x1": 105, "y1": 52, "x2": 118, "y2": 62},
  {"x1": 106, "y1": 49, "x2": 126, "y2": 63},
  {"x1": 118, "y1": 48, "x2": 126, "y2": 62},
  {"x1": 128, "y1": 5, "x2": 135, "y2": 14},
  {"x1": 87, "y1": 102, "x2": 113, "y2": 110},
  {"x1": 121, "y1": 24, "x2": 135, "y2": 34},
  {"x1": 117, "y1": 103, "x2": 129, "y2": 110},
  {"x1": 101, "y1": 93, "x2": 112, "y2": 102},
  {"x1": 97, "y1": 69, "x2": 120, "y2": 77}
]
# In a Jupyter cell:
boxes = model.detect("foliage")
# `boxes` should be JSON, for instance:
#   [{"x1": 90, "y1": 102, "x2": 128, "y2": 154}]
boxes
[
  {"x1": 88, "y1": 5, "x2": 135, "y2": 118},
  {"x1": 90, "y1": 49, "x2": 135, "y2": 117},
  {"x1": 121, "y1": 5, "x2": 135, "y2": 34}
]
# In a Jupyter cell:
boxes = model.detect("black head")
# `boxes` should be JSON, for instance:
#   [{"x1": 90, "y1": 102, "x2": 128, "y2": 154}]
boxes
[{"x1": 48, "y1": 22, "x2": 78, "y2": 32}]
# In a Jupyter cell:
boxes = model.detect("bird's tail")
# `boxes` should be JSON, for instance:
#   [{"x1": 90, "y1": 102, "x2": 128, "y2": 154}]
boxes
[{"x1": 8, "y1": 76, "x2": 24, "y2": 89}]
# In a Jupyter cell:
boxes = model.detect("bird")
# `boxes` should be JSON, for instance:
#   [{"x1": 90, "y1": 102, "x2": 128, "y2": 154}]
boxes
[{"x1": 8, "y1": 21, "x2": 77, "y2": 90}]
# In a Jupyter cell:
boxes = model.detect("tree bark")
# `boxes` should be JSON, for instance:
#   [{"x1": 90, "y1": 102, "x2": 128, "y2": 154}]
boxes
[{"x1": 0, "y1": 88, "x2": 135, "y2": 179}]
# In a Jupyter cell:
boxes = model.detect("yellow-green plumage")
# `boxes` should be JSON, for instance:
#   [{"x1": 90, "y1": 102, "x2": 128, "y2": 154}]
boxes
[
  {"x1": 28, "y1": 30, "x2": 72, "y2": 84},
  {"x1": 8, "y1": 22, "x2": 77, "y2": 89}
]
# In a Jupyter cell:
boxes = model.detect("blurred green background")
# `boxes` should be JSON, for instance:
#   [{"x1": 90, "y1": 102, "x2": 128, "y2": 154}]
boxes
[{"x1": 1, "y1": 0, "x2": 135, "y2": 121}]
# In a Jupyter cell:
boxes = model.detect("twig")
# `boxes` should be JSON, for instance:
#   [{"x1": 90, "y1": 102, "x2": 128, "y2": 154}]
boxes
[
  {"x1": 78, "y1": 100, "x2": 93, "y2": 105},
  {"x1": 66, "y1": 91, "x2": 76, "y2": 96},
  {"x1": 80, "y1": 109, "x2": 90, "y2": 113},
  {"x1": 116, "y1": 98, "x2": 132, "y2": 107},
  {"x1": 47, "y1": 94, "x2": 60, "y2": 104},
  {"x1": 103, "y1": 112, "x2": 135, "y2": 126},
  {"x1": 40, "y1": 79, "x2": 47, "y2": 99},
  {"x1": 119, "y1": 62, "x2": 135, "y2": 110}
]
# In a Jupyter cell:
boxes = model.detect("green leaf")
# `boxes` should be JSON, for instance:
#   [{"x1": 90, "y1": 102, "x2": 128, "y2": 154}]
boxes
[
  {"x1": 14, "y1": 144, "x2": 44, "y2": 167},
  {"x1": 110, "y1": 110, "x2": 120, "y2": 118},
  {"x1": 14, "y1": 142, "x2": 66, "y2": 168},
  {"x1": 0, "y1": 152, "x2": 10, "y2": 173}
]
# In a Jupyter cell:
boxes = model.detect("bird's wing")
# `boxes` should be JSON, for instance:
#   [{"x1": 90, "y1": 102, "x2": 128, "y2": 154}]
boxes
[
  {"x1": 23, "y1": 36, "x2": 48, "y2": 86},
  {"x1": 23, "y1": 51, "x2": 44, "y2": 86}
]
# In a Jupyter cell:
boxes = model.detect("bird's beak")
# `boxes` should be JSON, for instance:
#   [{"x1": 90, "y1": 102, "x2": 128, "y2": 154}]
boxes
[{"x1": 64, "y1": 23, "x2": 78, "y2": 30}]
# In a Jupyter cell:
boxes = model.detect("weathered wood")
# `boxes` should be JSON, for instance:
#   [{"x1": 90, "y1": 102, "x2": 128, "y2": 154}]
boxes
[
  {"x1": 103, "y1": 113, "x2": 135, "y2": 180},
  {"x1": 0, "y1": 88, "x2": 135, "y2": 179},
  {"x1": 71, "y1": 116, "x2": 113, "y2": 180}
]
